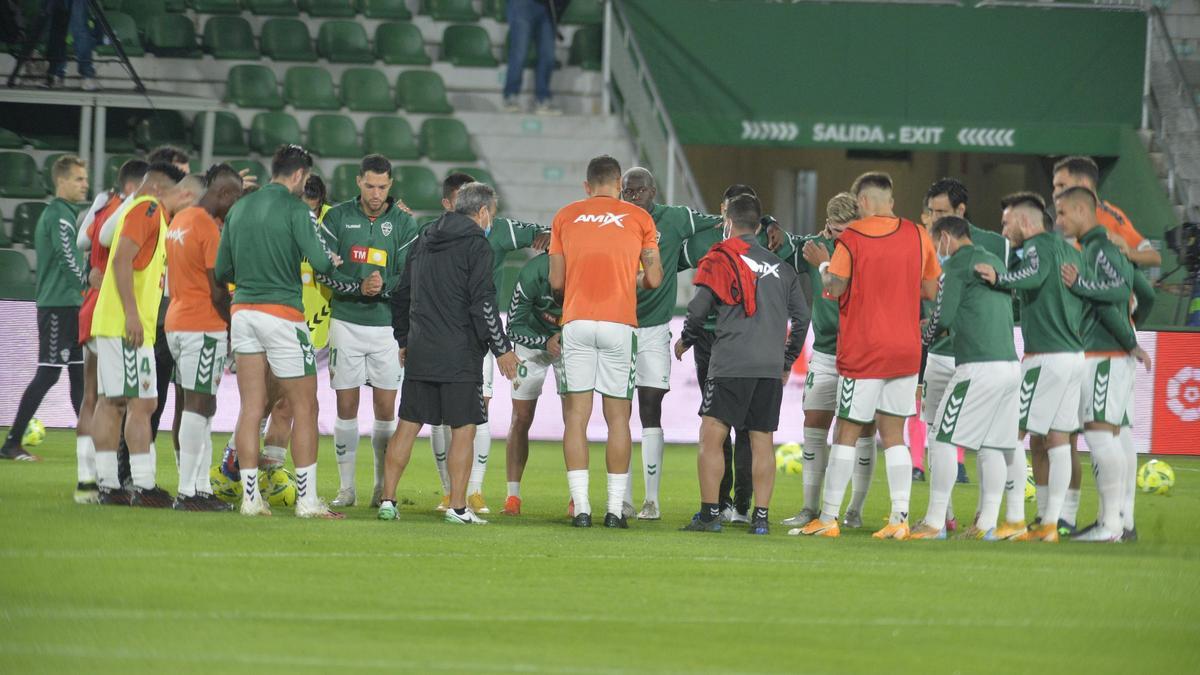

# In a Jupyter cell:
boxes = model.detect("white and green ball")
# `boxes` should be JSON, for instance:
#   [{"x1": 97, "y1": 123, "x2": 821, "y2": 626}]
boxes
[
  {"x1": 22, "y1": 418, "x2": 46, "y2": 447},
  {"x1": 209, "y1": 465, "x2": 298, "y2": 506}
]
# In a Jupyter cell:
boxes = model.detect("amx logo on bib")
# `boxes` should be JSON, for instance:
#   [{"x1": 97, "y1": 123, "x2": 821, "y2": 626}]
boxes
[
  {"x1": 740, "y1": 255, "x2": 780, "y2": 278},
  {"x1": 574, "y1": 213, "x2": 627, "y2": 228}
]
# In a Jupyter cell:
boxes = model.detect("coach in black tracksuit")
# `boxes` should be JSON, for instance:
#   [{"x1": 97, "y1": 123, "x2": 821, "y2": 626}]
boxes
[{"x1": 379, "y1": 182, "x2": 519, "y2": 523}]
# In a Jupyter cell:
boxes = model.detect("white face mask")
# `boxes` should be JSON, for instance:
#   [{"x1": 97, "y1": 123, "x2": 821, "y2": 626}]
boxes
[
  {"x1": 936, "y1": 237, "x2": 951, "y2": 264},
  {"x1": 722, "y1": 219, "x2": 732, "y2": 240}
]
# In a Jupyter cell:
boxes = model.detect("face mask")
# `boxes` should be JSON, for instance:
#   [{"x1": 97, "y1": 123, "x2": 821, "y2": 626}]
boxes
[
  {"x1": 482, "y1": 209, "x2": 492, "y2": 236},
  {"x1": 936, "y1": 238, "x2": 950, "y2": 264},
  {"x1": 722, "y1": 220, "x2": 732, "y2": 240}
]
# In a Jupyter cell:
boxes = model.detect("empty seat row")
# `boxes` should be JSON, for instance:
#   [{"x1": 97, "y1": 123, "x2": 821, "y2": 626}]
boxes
[
  {"x1": 253, "y1": 113, "x2": 475, "y2": 160},
  {"x1": 103, "y1": 0, "x2": 413, "y2": 19},
  {"x1": 0, "y1": 200, "x2": 46, "y2": 245},
  {"x1": 227, "y1": 66, "x2": 453, "y2": 113}
]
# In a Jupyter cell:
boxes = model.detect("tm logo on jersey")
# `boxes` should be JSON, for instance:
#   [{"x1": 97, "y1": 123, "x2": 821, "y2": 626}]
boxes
[{"x1": 574, "y1": 213, "x2": 628, "y2": 228}]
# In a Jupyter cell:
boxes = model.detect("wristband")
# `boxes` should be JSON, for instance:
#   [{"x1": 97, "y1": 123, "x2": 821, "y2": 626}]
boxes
[{"x1": 819, "y1": 261, "x2": 830, "y2": 275}]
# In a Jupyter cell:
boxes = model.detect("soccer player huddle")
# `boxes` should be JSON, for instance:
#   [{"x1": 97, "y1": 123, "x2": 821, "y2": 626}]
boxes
[{"x1": 5, "y1": 146, "x2": 1154, "y2": 541}]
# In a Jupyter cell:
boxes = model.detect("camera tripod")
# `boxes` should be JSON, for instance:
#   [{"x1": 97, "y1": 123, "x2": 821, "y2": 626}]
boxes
[{"x1": 6, "y1": 0, "x2": 145, "y2": 92}]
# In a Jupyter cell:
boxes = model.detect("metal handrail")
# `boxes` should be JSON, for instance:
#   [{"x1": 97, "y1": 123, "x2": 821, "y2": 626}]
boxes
[
  {"x1": 974, "y1": 0, "x2": 1147, "y2": 10},
  {"x1": 1146, "y1": 6, "x2": 1200, "y2": 221}
]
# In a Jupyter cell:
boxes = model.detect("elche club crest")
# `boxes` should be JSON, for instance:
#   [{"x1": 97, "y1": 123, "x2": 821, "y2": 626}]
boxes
[{"x1": 380, "y1": 221, "x2": 392, "y2": 237}]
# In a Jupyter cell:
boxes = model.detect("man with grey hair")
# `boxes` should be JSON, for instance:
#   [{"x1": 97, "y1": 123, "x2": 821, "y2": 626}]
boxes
[{"x1": 381, "y1": 182, "x2": 519, "y2": 525}]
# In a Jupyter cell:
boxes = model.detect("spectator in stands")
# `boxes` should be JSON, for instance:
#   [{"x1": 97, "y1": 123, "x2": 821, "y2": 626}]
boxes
[
  {"x1": 503, "y1": 0, "x2": 564, "y2": 115},
  {"x1": 43, "y1": 0, "x2": 98, "y2": 91}
]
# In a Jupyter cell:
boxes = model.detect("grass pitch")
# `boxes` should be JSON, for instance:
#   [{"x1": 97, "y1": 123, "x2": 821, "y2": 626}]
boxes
[{"x1": 1, "y1": 429, "x2": 1198, "y2": 674}]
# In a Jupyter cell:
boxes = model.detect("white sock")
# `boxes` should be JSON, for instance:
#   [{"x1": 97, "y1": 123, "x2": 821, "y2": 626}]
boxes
[
  {"x1": 849, "y1": 436, "x2": 876, "y2": 514},
  {"x1": 1035, "y1": 484, "x2": 1047, "y2": 521},
  {"x1": 641, "y1": 427, "x2": 664, "y2": 505},
  {"x1": 261, "y1": 444, "x2": 287, "y2": 466},
  {"x1": 882, "y1": 445, "x2": 911, "y2": 521},
  {"x1": 196, "y1": 421, "x2": 214, "y2": 495},
  {"x1": 76, "y1": 435, "x2": 96, "y2": 483},
  {"x1": 432, "y1": 424, "x2": 451, "y2": 494},
  {"x1": 148, "y1": 442, "x2": 157, "y2": 473},
  {"x1": 130, "y1": 452, "x2": 156, "y2": 490},
  {"x1": 507, "y1": 481, "x2": 520, "y2": 498},
  {"x1": 607, "y1": 472, "x2": 629, "y2": 517},
  {"x1": 1084, "y1": 429, "x2": 1123, "y2": 533},
  {"x1": 1062, "y1": 488, "x2": 1081, "y2": 526},
  {"x1": 372, "y1": 418, "x2": 396, "y2": 490},
  {"x1": 295, "y1": 462, "x2": 318, "y2": 508},
  {"x1": 819, "y1": 444, "x2": 854, "y2": 521},
  {"x1": 333, "y1": 417, "x2": 359, "y2": 492},
  {"x1": 567, "y1": 469, "x2": 590, "y2": 516},
  {"x1": 1005, "y1": 449, "x2": 1027, "y2": 523},
  {"x1": 801, "y1": 427, "x2": 829, "y2": 513},
  {"x1": 241, "y1": 467, "x2": 260, "y2": 505},
  {"x1": 977, "y1": 449, "x2": 1007, "y2": 532},
  {"x1": 177, "y1": 411, "x2": 207, "y2": 497},
  {"x1": 1044, "y1": 444, "x2": 1071, "y2": 525},
  {"x1": 96, "y1": 450, "x2": 119, "y2": 489},
  {"x1": 468, "y1": 422, "x2": 490, "y2": 495},
  {"x1": 1119, "y1": 427, "x2": 1136, "y2": 530},
  {"x1": 923, "y1": 439, "x2": 957, "y2": 529}
]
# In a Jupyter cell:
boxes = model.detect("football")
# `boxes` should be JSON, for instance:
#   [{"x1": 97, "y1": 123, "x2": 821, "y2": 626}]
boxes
[
  {"x1": 776, "y1": 442, "x2": 801, "y2": 473},
  {"x1": 22, "y1": 418, "x2": 45, "y2": 447},
  {"x1": 210, "y1": 465, "x2": 242, "y2": 504},
  {"x1": 1025, "y1": 464, "x2": 1036, "y2": 501},
  {"x1": 262, "y1": 466, "x2": 298, "y2": 507},
  {"x1": 1137, "y1": 459, "x2": 1175, "y2": 496}
]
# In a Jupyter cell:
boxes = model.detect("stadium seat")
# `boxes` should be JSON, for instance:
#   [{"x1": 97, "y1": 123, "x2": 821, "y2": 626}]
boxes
[
  {"x1": 122, "y1": 0, "x2": 166, "y2": 34},
  {"x1": 392, "y1": 166, "x2": 441, "y2": 211},
  {"x1": 95, "y1": 12, "x2": 144, "y2": 57},
  {"x1": 340, "y1": 68, "x2": 395, "y2": 112},
  {"x1": 395, "y1": 71, "x2": 453, "y2": 113},
  {"x1": 427, "y1": 0, "x2": 478, "y2": 22},
  {"x1": 503, "y1": 30, "x2": 539, "y2": 67},
  {"x1": 134, "y1": 111, "x2": 190, "y2": 149},
  {"x1": 0, "y1": 128, "x2": 23, "y2": 149},
  {"x1": 357, "y1": 0, "x2": 409, "y2": 19},
  {"x1": 249, "y1": 112, "x2": 302, "y2": 154},
  {"x1": 0, "y1": 152, "x2": 47, "y2": 198},
  {"x1": 164, "y1": 0, "x2": 186, "y2": 11},
  {"x1": 447, "y1": 166, "x2": 495, "y2": 187},
  {"x1": 0, "y1": 217, "x2": 11, "y2": 248},
  {"x1": 39, "y1": 153, "x2": 65, "y2": 193},
  {"x1": 375, "y1": 22, "x2": 431, "y2": 65},
  {"x1": 228, "y1": 159, "x2": 267, "y2": 186},
  {"x1": 189, "y1": 0, "x2": 241, "y2": 14},
  {"x1": 226, "y1": 65, "x2": 285, "y2": 109},
  {"x1": 561, "y1": 0, "x2": 602, "y2": 24},
  {"x1": 0, "y1": 250, "x2": 36, "y2": 300},
  {"x1": 11, "y1": 202, "x2": 45, "y2": 245},
  {"x1": 440, "y1": 24, "x2": 497, "y2": 67},
  {"x1": 202, "y1": 16, "x2": 258, "y2": 59},
  {"x1": 191, "y1": 111, "x2": 248, "y2": 155},
  {"x1": 103, "y1": 155, "x2": 139, "y2": 189},
  {"x1": 568, "y1": 24, "x2": 602, "y2": 71},
  {"x1": 482, "y1": 0, "x2": 506, "y2": 22},
  {"x1": 419, "y1": 118, "x2": 475, "y2": 162},
  {"x1": 299, "y1": 0, "x2": 356, "y2": 17},
  {"x1": 284, "y1": 66, "x2": 341, "y2": 110},
  {"x1": 245, "y1": 0, "x2": 298, "y2": 15},
  {"x1": 102, "y1": 0, "x2": 122, "y2": 9},
  {"x1": 330, "y1": 163, "x2": 359, "y2": 202},
  {"x1": 362, "y1": 116, "x2": 418, "y2": 160},
  {"x1": 144, "y1": 14, "x2": 199, "y2": 57},
  {"x1": 317, "y1": 20, "x2": 373, "y2": 63},
  {"x1": 307, "y1": 114, "x2": 361, "y2": 158},
  {"x1": 261, "y1": 18, "x2": 317, "y2": 62}
]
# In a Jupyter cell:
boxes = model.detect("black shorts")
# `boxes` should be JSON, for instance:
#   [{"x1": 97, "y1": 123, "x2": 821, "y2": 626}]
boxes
[
  {"x1": 699, "y1": 377, "x2": 782, "y2": 432},
  {"x1": 398, "y1": 379, "x2": 487, "y2": 428},
  {"x1": 38, "y1": 306, "x2": 82, "y2": 366}
]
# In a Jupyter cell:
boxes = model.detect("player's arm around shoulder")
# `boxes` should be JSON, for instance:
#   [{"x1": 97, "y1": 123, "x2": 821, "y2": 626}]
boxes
[{"x1": 638, "y1": 211, "x2": 664, "y2": 290}]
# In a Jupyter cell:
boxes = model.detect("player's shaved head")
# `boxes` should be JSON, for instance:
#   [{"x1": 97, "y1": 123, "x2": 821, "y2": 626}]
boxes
[
  {"x1": 442, "y1": 172, "x2": 475, "y2": 208},
  {"x1": 1053, "y1": 186, "x2": 1098, "y2": 238},
  {"x1": 202, "y1": 163, "x2": 244, "y2": 220},
  {"x1": 1055, "y1": 186, "x2": 1097, "y2": 210},
  {"x1": 852, "y1": 172, "x2": 894, "y2": 217},
  {"x1": 851, "y1": 172, "x2": 892, "y2": 197},
  {"x1": 116, "y1": 159, "x2": 148, "y2": 193},
  {"x1": 725, "y1": 194, "x2": 762, "y2": 233},
  {"x1": 931, "y1": 215, "x2": 970, "y2": 241},
  {"x1": 585, "y1": 155, "x2": 622, "y2": 198},
  {"x1": 999, "y1": 191, "x2": 1048, "y2": 245},
  {"x1": 620, "y1": 167, "x2": 657, "y2": 212}
]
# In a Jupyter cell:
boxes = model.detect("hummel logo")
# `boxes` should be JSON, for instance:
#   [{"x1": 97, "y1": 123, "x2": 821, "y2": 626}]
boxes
[
  {"x1": 574, "y1": 212, "x2": 628, "y2": 228},
  {"x1": 739, "y1": 255, "x2": 781, "y2": 279},
  {"x1": 335, "y1": 444, "x2": 347, "y2": 456},
  {"x1": 647, "y1": 464, "x2": 658, "y2": 476},
  {"x1": 476, "y1": 454, "x2": 488, "y2": 464},
  {"x1": 802, "y1": 452, "x2": 815, "y2": 461}
]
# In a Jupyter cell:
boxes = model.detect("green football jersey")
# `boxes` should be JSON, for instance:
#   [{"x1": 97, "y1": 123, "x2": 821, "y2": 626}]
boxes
[
  {"x1": 420, "y1": 214, "x2": 547, "y2": 307},
  {"x1": 318, "y1": 198, "x2": 422, "y2": 327},
  {"x1": 993, "y1": 231, "x2": 1083, "y2": 354},
  {"x1": 927, "y1": 222, "x2": 1012, "y2": 357},
  {"x1": 33, "y1": 197, "x2": 85, "y2": 307},
  {"x1": 636, "y1": 203, "x2": 722, "y2": 327},
  {"x1": 776, "y1": 232, "x2": 838, "y2": 356},
  {"x1": 507, "y1": 253, "x2": 562, "y2": 350},
  {"x1": 1071, "y1": 225, "x2": 1139, "y2": 353},
  {"x1": 922, "y1": 244, "x2": 1017, "y2": 364},
  {"x1": 679, "y1": 225, "x2": 776, "y2": 333}
]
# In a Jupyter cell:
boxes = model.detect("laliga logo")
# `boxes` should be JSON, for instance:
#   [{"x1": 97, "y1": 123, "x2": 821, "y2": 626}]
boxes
[
  {"x1": 1166, "y1": 366, "x2": 1200, "y2": 423},
  {"x1": 574, "y1": 213, "x2": 627, "y2": 228}
]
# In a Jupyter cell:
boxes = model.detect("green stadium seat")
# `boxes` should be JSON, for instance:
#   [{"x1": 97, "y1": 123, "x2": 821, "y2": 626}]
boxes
[
  {"x1": 392, "y1": 165, "x2": 441, "y2": 211},
  {"x1": 0, "y1": 250, "x2": 36, "y2": 300},
  {"x1": 419, "y1": 118, "x2": 475, "y2": 161},
  {"x1": 229, "y1": 159, "x2": 267, "y2": 186},
  {"x1": 0, "y1": 127, "x2": 23, "y2": 148},
  {"x1": 330, "y1": 163, "x2": 359, "y2": 202},
  {"x1": 375, "y1": 22, "x2": 431, "y2": 65},
  {"x1": 340, "y1": 68, "x2": 395, "y2": 112},
  {"x1": 0, "y1": 152, "x2": 47, "y2": 199},
  {"x1": 144, "y1": 14, "x2": 200, "y2": 57},
  {"x1": 568, "y1": 24, "x2": 601, "y2": 71},
  {"x1": 307, "y1": 114, "x2": 361, "y2": 158},
  {"x1": 261, "y1": 18, "x2": 317, "y2": 62},
  {"x1": 102, "y1": 0, "x2": 122, "y2": 9},
  {"x1": 427, "y1": 0, "x2": 477, "y2": 22},
  {"x1": 483, "y1": 0, "x2": 506, "y2": 22},
  {"x1": 561, "y1": 0, "x2": 602, "y2": 24},
  {"x1": 191, "y1": 111, "x2": 248, "y2": 155},
  {"x1": 246, "y1": 0, "x2": 298, "y2": 15},
  {"x1": 249, "y1": 112, "x2": 302, "y2": 154},
  {"x1": 202, "y1": 16, "x2": 259, "y2": 59},
  {"x1": 299, "y1": 0, "x2": 356, "y2": 18},
  {"x1": 12, "y1": 202, "x2": 45, "y2": 245},
  {"x1": 134, "y1": 111, "x2": 190, "y2": 149},
  {"x1": 103, "y1": 154, "x2": 139, "y2": 189},
  {"x1": 440, "y1": 24, "x2": 497, "y2": 67},
  {"x1": 447, "y1": 166, "x2": 495, "y2": 187},
  {"x1": 357, "y1": 0, "x2": 409, "y2": 19},
  {"x1": 226, "y1": 65, "x2": 285, "y2": 109},
  {"x1": 395, "y1": 70, "x2": 453, "y2": 113},
  {"x1": 122, "y1": 0, "x2": 166, "y2": 34},
  {"x1": 317, "y1": 20, "x2": 373, "y2": 63},
  {"x1": 95, "y1": 12, "x2": 144, "y2": 58},
  {"x1": 362, "y1": 116, "x2": 418, "y2": 160},
  {"x1": 284, "y1": 66, "x2": 341, "y2": 110},
  {"x1": 189, "y1": 0, "x2": 241, "y2": 14},
  {"x1": 39, "y1": 153, "x2": 65, "y2": 193},
  {"x1": 164, "y1": 0, "x2": 187, "y2": 10},
  {"x1": 0, "y1": 216, "x2": 11, "y2": 248}
]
